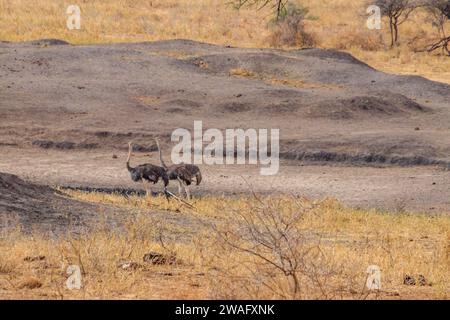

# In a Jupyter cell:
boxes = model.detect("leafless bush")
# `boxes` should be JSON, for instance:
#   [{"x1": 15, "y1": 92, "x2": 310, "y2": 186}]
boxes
[
  {"x1": 335, "y1": 31, "x2": 384, "y2": 51},
  {"x1": 202, "y1": 195, "x2": 358, "y2": 299}
]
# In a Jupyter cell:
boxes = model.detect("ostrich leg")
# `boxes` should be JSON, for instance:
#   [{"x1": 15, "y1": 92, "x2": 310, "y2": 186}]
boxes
[
  {"x1": 177, "y1": 178, "x2": 184, "y2": 197},
  {"x1": 184, "y1": 184, "x2": 191, "y2": 200},
  {"x1": 142, "y1": 181, "x2": 152, "y2": 197}
]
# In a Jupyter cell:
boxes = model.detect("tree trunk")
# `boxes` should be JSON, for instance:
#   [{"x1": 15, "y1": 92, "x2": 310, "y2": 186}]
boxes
[
  {"x1": 276, "y1": 0, "x2": 283, "y2": 21},
  {"x1": 394, "y1": 22, "x2": 399, "y2": 45},
  {"x1": 389, "y1": 17, "x2": 394, "y2": 47}
]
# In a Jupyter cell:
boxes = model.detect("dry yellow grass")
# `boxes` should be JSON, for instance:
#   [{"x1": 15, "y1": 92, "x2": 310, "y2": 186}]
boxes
[
  {"x1": 0, "y1": 0, "x2": 449, "y2": 83},
  {"x1": 0, "y1": 1, "x2": 449, "y2": 299},
  {"x1": 229, "y1": 67, "x2": 342, "y2": 89},
  {"x1": 0, "y1": 191, "x2": 448, "y2": 299}
]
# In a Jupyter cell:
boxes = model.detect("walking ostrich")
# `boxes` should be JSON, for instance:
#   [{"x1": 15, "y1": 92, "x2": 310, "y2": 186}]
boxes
[
  {"x1": 155, "y1": 138, "x2": 202, "y2": 200},
  {"x1": 126, "y1": 141, "x2": 169, "y2": 197}
]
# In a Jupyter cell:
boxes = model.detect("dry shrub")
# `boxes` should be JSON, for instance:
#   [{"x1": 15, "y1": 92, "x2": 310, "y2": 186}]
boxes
[
  {"x1": 190, "y1": 195, "x2": 449, "y2": 300},
  {"x1": 229, "y1": 68, "x2": 255, "y2": 77},
  {"x1": 407, "y1": 30, "x2": 433, "y2": 52},
  {"x1": 2, "y1": 190, "x2": 448, "y2": 299},
  {"x1": 268, "y1": 21, "x2": 316, "y2": 48},
  {"x1": 19, "y1": 277, "x2": 42, "y2": 289},
  {"x1": 335, "y1": 31, "x2": 385, "y2": 51},
  {"x1": 200, "y1": 196, "x2": 361, "y2": 299},
  {"x1": 0, "y1": 260, "x2": 14, "y2": 275},
  {"x1": 267, "y1": 3, "x2": 316, "y2": 48}
]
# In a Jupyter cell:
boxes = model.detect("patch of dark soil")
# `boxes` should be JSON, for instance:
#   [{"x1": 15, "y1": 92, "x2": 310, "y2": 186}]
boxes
[
  {"x1": 309, "y1": 93, "x2": 429, "y2": 119},
  {"x1": 295, "y1": 48, "x2": 373, "y2": 69},
  {"x1": 94, "y1": 131, "x2": 114, "y2": 138},
  {"x1": 263, "y1": 100, "x2": 298, "y2": 113},
  {"x1": 28, "y1": 39, "x2": 70, "y2": 46},
  {"x1": 77, "y1": 142, "x2": 99, "y2": 149},
  {"x1": 280, "y1": 150, "x2": 450, "y2": 169},
  {"x1": 62, "y1": 186, "x2": 194, "y2": 199},
  {"x1": 143, "y1": 251, "x2": 178, "y2": 265},
  {"x1": 90, "y1": 131, "x2": 160, "y2": 150},
  {"x1": 32, "y1": 140, "x2": 98, "y2": 150},
  {"x1": 219, "y1": 99, "x2": 302, "y2": 114},
  {"x1": 92, "y1": 131, "x2": 164, "y2": 139},
  {"x1": 32, "y1": 140, "x2": 75, "y2": 149},
  {"x1": 262, "y1": 88, "x2": 309, "y2": 99},
  {"x1": 0, "y1": 172, "x2": 121, "y2": 234},
  {"x1": 166, "y1": 107, "x2": 188, "y2": 113},
  {"x1": 62, "y1": 186, "x2": 147, "y2": 197},
  {"x1": 141, "y1": 38, "x2": 221, "y2": 53},
  {"x1": 131, "y1": 143, "x2": 158, "y2": 152},
  {"x1": 219, "y1": 102, "x2": 253, "y2": 113},
  {"x1": 94, "y1": 131, "x2": 133, "y2": 139},
  {"x1": 280, "y1": 138, "x2": 441, "y2": 159}
]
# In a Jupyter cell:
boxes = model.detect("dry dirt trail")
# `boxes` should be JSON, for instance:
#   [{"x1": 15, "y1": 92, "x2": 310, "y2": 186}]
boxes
[{"x1": 0, "y1": 39, "x2": 449, "y2": 227}]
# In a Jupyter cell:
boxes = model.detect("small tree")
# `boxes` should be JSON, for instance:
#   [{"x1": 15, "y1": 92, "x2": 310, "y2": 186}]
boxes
[
  {"x1": 425, "y1": 0, "x2": 450, "y2": 37},
  {"x1": 374, "y1": 0, "x2": 417, "y2": 46},
  {"x1": 425, "y1": 0, "x2": 450, "y2": 54}
]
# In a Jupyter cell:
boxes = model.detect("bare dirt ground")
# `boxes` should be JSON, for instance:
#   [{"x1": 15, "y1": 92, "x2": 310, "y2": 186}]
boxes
[
  {"x1": 0, "y1": 147, "x2": 448, "y2": 213},
  {"x1": 0, "y1": 39, "x2": 449, "y2": 231}
]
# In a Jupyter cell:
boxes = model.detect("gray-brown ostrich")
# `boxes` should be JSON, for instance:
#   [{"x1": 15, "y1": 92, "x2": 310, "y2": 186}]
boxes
[
  {"x1": 155, "y1": 138, "x2": 202, "y2": 200},
  {"x1": 126, "y1": 141, "x2": 169, "y2": 197}
]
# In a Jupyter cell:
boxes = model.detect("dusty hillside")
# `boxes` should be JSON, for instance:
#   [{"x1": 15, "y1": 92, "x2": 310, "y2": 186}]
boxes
[
  {"x1": 0, "y1": 39, "x2": 449, "y2": 166},
  {"x1": 1, "y1": 0, "x2": 449, "y2": 84},
  {"x1": 0, "y1": 172, "x2": 133, "y2": 234}
]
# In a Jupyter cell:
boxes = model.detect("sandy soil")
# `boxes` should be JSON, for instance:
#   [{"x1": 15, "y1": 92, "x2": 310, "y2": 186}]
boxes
[{"x1": 0, "y1": 146, "x2": 448, "y2": 214}]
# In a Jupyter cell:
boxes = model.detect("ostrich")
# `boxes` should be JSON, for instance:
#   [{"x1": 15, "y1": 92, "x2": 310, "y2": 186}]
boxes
[
  {"x1": 126, "y1": 141, "x2": 169, "y2": 197},
  {"x1": 155, "y1": 138, "x2": 202, "y2": 200}
]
